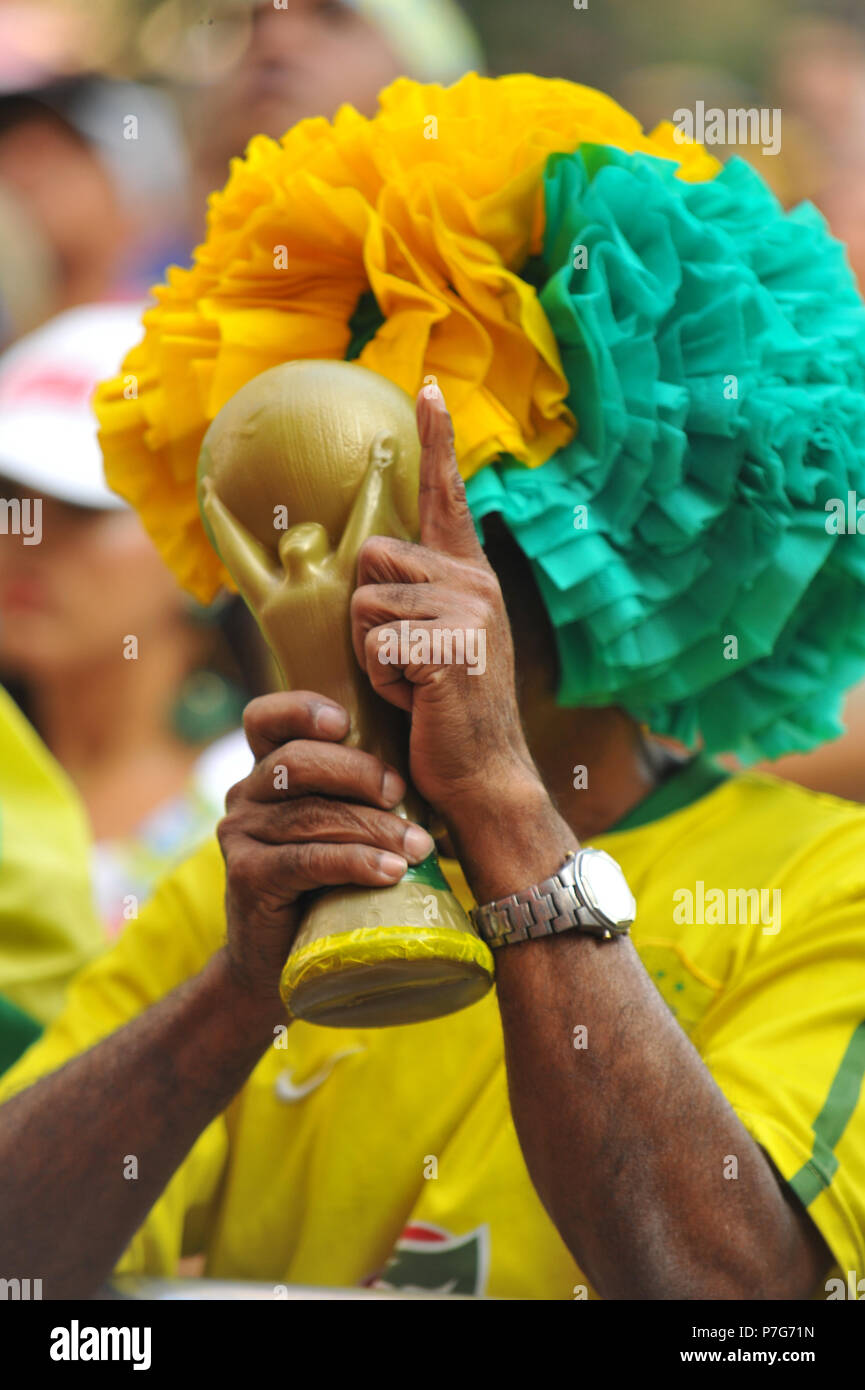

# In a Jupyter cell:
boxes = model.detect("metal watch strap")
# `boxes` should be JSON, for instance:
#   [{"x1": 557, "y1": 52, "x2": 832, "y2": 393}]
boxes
[{"x1": 471, "y1": 850, "x2": 621, "y2": 949}]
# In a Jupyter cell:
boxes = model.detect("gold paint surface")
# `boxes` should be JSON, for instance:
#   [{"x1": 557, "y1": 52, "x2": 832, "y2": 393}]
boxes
[{"x1": 198, "y1": 360, "x2": 493, "y2": 1026}]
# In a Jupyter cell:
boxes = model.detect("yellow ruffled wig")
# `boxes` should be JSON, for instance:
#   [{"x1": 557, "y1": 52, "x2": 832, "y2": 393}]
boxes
[{"x1": 95, "y1": 72, "x2": 718, "y2": 604}]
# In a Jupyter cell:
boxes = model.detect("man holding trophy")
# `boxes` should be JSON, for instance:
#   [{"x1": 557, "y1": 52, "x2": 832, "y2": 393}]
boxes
[{"x1": 1, "y1": 74, "x2": 865, "y2": 1300}]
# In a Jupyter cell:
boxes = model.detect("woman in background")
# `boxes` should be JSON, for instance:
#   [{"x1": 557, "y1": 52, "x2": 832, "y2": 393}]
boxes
[{"x1": 0, "y1": 303, "x2": 260, "y2": 934}]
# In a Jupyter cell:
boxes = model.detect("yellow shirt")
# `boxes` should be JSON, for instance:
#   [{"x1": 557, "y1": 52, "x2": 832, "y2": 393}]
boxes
[
  {"x1": 0, "y1": 687, "x2": 103, "y2": 1026},
  {"x1": 2, "y1": 766, "x2": 864, "y2": 1298}
]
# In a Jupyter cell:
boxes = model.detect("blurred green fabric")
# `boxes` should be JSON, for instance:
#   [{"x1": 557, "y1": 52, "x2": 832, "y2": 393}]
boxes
[{"x1": 0, "y1": 991, "x2": 42, "y2": 1076}]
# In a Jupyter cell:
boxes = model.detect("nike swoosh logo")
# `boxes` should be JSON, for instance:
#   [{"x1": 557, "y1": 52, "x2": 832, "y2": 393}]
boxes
[{"x1": 274, "y1": 1047, "x2": 364, "y2": 1103}]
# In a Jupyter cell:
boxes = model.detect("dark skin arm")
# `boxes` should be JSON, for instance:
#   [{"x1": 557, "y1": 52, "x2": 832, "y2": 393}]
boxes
[
  {"x1": 450, "y1": 787, "x2": 831, "y2": 1299},
  {"x1": 348, "y1": 384, "x2": 833, "y2": 1300},
  {"x1": 0, "y1": 695, "x2": 433, "y2": 1299},
  {"x1": 0, "y1": 951, "x2": 277, "y2": 1300}
]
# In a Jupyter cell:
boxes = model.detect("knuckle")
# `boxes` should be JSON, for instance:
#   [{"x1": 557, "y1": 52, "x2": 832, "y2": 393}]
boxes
[
  {"x1": 293, "y1": 795, "x2": 335, "y2": 836},
  {"x1": 268, "y1": 743, "x2": 300, "y2": 787},
  {"x1": 290, "y1": 840, "x2": 324, "y2": 883},
  {"x1": 337, "y1": 802, "x2": 382, "y2": 842},
  {"x1": 290, "y1": 795, "x2": 387, "y2": 845},
  {"x1": 468, "y1": 586, "x2": 499, "y2": 628},
  {"x1": 225, "y1": 841, "x2": 261, "y2": 896},
  {"x1": 393, "y1": 583, "x2": 421, "y2": 616},
  {"x1": 347, "y1": 845, "x2": 376, "y2": 880},
  {"x1": 217, "y1": 805, "x2": 250, "y2": 844},
  {"x1": 358, "y1": 535, "x2": 393, "y2": 573},
  {"x1": 327, "y1": 798, "x2": 362, "y2": 834},
  {"x1": 216, "y1": 813, "x2": 233, "y2": 850},
  {"x1": 366, "y1": 628, "x2": 387, "y2": 670},
  {"x1": 223, "y1": 779, "x2": 246, "y2": 811},
  {"x1": 349, "y1": 586, "x2": 372, "y2": 623},
  {"x1": 475, "y1": 599, "x2": 496, "y2": 630},
  {"x1": 447, "y1": 469, "x2": 470, "y2": 512},
  {"x1": 241, "y1": 700, "x2": 263, "y2": 740},
  {"x1": 473, "y1": 565, "x2": 501, "y2": 602}
]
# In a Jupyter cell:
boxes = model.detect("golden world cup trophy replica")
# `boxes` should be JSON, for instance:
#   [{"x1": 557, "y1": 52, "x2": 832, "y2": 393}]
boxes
[{"x1": 198, "y1": 359, "x2": 494, "y2": 1027}]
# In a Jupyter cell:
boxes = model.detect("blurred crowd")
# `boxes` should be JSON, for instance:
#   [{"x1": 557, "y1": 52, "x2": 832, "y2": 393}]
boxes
[
  {"x1": 4, "y1": 1, "x2": 865, "y2": 347},
  {"x1": 1, "y1": 0, "x2": 865, "y2": 979}
]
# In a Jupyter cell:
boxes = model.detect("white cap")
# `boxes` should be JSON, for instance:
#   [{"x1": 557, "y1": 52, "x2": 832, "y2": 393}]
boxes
[{"x1": 0, "y1": 302, "x2": 145, "y2": 509}]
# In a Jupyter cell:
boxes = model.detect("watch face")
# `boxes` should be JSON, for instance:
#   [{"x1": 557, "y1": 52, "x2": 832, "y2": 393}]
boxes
[{"x1": 576, "y1": 850, "x2": 636, "y2": 930}]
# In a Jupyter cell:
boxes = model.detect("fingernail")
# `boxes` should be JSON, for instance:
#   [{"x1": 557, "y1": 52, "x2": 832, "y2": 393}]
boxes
[
  {"x1": 378, "y1": 852, "x2": 407, "y2": 879},
  {"x1": 381, "y1": 770, "x2": 405, "y2": 806},
  {"x1": 403, "y1": 825, "x2": 436, "y2": 863},
  {"x1": 315, "y1": 703, "x2": 348, "y2": 736}
]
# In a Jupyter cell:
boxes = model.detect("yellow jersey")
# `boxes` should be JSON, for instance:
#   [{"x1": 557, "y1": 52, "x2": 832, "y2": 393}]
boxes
[
  {"x1": 0, "y1": 686, "x2": 103, "y2": 1029},
  {"x1": 2, "y1": 759, "x2": 864, "y2": 1298}
]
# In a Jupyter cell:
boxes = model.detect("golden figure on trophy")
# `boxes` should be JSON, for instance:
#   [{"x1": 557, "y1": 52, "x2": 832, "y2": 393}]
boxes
[{"x1": 197, "y1": 359, "x2": 494, "y2": 1028}]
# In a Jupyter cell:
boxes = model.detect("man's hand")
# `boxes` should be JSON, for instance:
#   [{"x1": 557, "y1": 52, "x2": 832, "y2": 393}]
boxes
[
  {"x1": 218, "y1": 690, "x2": 435, "y2": 1005},
  {"x1": 350, "y1": 385, "x2": 541, "y2": 827}
]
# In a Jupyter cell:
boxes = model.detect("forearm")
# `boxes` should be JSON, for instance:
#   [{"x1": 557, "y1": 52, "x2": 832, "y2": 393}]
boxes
[
  {"x1": 0, "y1": 948, "x2": 282, "y2": 1299},
  {"x1": 450, "y1": 786, "x2": 829, "y2": 1300},
  {"x1": 496, "y1": 931, "x2": 826, "y2": 1298}
]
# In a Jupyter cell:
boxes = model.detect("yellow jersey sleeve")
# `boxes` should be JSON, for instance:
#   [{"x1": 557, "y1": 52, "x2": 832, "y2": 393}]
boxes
[
  {"x1": 0, "y1": 836, "x2": 231, "y2": 1274},
  {"x1": 692, "y1": 825, "x2": 865, "y2": 1279},
  {"x1": 0, "y1": 687, "x2": 105, "y2": 1026}
]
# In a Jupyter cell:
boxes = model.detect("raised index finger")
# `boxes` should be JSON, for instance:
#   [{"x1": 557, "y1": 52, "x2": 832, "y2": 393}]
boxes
[{"x1": 416, "y1": 383, "x2": 486, "y2": 562}]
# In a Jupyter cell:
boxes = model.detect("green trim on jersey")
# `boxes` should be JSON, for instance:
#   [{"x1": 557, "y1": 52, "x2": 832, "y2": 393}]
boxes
[
  {"x1": 609, "y1": 753, "x2": 731, "y2": 834},
  {"x1": 790, "y1": 1020, "x2": 865, "y2": 1207}
]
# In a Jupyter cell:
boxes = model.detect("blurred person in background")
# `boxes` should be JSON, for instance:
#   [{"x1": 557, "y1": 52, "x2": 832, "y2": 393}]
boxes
[
  {"x1": 0, "y1": 88, "x2": 127, "y2": 321},
  {"x1": 619, "y1": 17, "x2": 865, "y2": 808},
  {"x1": 754, "y1": 684, "x2": 865, "y2": 804},
  {"x1": 0, "y1": 303, "x2": 258, "y2": 935},
  {"x1": 0, "y1": 3, "x2": 483, "y2": 334},
  {"x1": 182, "y1": 0, "x2": 483, "y2": 232},
  {"x1": 767, "y1": 17, "x2": 865, "y2": 278},
  {"x1": 0, "y1": 180, "x2": 57, "y2": 349},
  {"x1": 749, "y1": 16, "x2": 865, "y2": 801},
  {"x1": 0, "y1": 682, "x2": 104, "y2": 1074},
  {"x1": 771, "y1": 17, "x2": 865, "y2": 182}
]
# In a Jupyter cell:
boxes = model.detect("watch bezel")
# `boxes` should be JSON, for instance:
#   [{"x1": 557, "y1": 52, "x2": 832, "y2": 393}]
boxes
[{"x1": 571, "y1": 848, "x2": 636, "y2": 933}]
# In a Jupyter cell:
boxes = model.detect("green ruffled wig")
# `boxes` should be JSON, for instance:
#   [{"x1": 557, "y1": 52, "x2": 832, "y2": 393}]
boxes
[
  {"x1": 464, "y1": 147, "x2": 865, "y2": 761},
  {"x1": 99, "y1": 71, "x2": 865, "y2": 765}
]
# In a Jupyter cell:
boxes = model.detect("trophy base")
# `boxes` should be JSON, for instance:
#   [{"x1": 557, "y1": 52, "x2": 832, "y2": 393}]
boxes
[
  {"x1": 284, "y1": 954, "x2": 492, "y2": 1028},
  {"x1": 279, "y1": 857, "x2": 495, "y2": 1028}
]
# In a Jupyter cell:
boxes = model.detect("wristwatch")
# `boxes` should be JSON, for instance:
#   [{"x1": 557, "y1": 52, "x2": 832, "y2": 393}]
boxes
[{"x1": 470, "y1": 848, "x2": 636, "y2": 950}]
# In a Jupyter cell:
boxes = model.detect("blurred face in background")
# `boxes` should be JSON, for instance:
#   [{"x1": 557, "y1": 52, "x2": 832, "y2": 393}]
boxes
[
  {"x1": 0, "y1": 488, "x2": 186, "y2": 682},
  {"x1": 774, "y1": 21, "x2": 865, "y2": 145},
  {"x1": 818, "y1": 178, "x2": 865, "y2": 292},
  {"x1": 0, "y1": 112, "x2": 125, "y2": 311},
  {"x1": 191, "y1": 0, "x2": 403, "y2": 192}
]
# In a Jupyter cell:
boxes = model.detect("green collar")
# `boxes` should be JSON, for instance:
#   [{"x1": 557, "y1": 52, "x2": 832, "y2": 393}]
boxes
[{"x1": 608, "y1": 752, "x2": 731, "y2": 834}]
